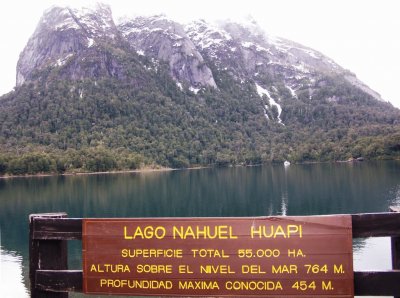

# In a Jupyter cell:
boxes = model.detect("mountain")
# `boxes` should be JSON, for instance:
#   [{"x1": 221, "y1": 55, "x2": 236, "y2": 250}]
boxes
[{"x1": 0, "y1": 4, "x2": 399, "y2": 175}]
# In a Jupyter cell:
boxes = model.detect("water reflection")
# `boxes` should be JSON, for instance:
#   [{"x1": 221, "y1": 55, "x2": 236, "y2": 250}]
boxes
[
  {"x1": 0, "y1": 247, "x2": 29, "y2": 298},
  {"x1": 353, "y1": 237, "x2": 391, "y2": 271},
  {"x1": 391, "y1": 185, "x2": 400, "y2": 206},
  {"x1": 281, "y1": 164, "x2": 289, "y2": 216},
  {"x1": 0, "y1": 161, "x2": 399, "y2": 296}
]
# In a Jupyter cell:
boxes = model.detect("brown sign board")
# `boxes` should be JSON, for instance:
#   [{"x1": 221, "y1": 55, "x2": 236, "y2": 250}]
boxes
[{"x1": 83, "y1": 216, "x2": 353, "y2": 297}]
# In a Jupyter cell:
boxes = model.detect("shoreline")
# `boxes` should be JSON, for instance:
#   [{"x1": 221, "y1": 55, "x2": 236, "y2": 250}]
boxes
[
  {"x1": 1, "y1": 159, "x2": 398, "y2": 179},
  {"x1": 0, "y1": 167, "x2": 173, "y2": 180},
  {"x1": 0, "y1": 165, "x2": 211, "y2": 180}
]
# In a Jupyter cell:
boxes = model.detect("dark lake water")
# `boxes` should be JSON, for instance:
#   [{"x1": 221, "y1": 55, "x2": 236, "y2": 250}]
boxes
[{"x1": 1, "y1": 161, "x2": 400, "y2": 297}]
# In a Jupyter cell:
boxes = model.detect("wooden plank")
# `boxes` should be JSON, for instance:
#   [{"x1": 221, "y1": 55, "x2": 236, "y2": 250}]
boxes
[
  {"x1": 354, "y1": 271, "x2": 400, "y2": 296},
  {"x1": 389, "y1": 207, "x2": 400, "y2": 269},
  {"x1": 390, "y1": 206, "x2": 400, "y2": 298},
  {"x1": 34, "y1": 270, "x2": 400, "y2": 296},
  {"x1": 352, "y1": 212, "x2": 400, "y2": 238},
  {"x1": 32, "y1": 218, "x2": 82, "y2": 240},
  {"x1": 392, "y1": 237, "x2": 400, "y2": 298},
  {"x1": 29, "y1": 213, "x2": 69, "y2": 298},
  {"x1": 36, "y1": 270, "x2": 83, "y2": 292},
  {"x1": 30, "y1": 213, "x2": 400, "y2": 240}
]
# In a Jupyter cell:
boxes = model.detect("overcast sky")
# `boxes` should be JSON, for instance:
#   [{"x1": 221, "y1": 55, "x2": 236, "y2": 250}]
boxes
[{"x1": 1, "y1": 0, "x2": 399, "y2": 108}]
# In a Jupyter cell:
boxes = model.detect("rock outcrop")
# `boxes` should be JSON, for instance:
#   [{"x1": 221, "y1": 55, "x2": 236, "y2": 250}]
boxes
[
  {"x1": 119, "y1": 15, "x2": 217, "y2": 89},
  {"x1": 16, "y1": 3, "x2": 121, "y2": 85}
]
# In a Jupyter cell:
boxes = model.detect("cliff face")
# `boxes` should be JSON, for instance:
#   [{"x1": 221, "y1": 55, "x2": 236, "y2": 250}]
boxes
[
  {"x1": 119, "y1": 15, "x2": 217, "y2": 89},
  {"x1": 17, "y1": 6, "x2": 217, "y2": 90},
  {"x1": 16, "y1": 4, "x2": 121, "y2": 85}
]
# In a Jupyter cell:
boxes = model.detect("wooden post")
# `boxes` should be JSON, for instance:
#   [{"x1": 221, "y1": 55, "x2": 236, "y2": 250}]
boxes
[
  {"x1": 390, "y1": 206, "x2": 400, "y2": 298},
  {"x1": 29, "y1": 213, "x2": 68, "y2": 298}
]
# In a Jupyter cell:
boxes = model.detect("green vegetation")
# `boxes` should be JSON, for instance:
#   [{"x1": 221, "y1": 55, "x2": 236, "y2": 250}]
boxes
[
  {"x1": 0, "y1": 147, "x2": 144, "y2": 176},
  {"x1": 1, "y1": 44, "x2": 399, "y2": 176}
]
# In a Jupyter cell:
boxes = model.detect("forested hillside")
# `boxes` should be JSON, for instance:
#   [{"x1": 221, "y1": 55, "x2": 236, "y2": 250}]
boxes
[{"x1": 0, "y1": 4, "x2": 399, "y2": 175}]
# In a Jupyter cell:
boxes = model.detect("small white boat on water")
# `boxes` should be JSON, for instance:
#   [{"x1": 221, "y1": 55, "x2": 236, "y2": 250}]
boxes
[{"x1": 284, "y1": 160, "x2": 290, "y2": 167}]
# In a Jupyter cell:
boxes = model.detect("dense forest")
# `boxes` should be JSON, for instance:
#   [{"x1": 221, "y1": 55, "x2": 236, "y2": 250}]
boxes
[{"x1": 0, "y1": 53, "x2": 399, "y2": 176}]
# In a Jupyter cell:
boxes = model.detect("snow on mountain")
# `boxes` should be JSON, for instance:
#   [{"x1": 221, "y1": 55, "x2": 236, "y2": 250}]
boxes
[
  {"x1": 68, "y1": 3, "x2": 117, "y2": 39},
  {"x1": 186, "y1": 18, "x2": 385, "y2": 106},
  {"x1": 185, "y1": 20, "x2": 232, "y2": 51},
  {"x1": 256, "y1": 83, "x2": 283, "y2": 124},
  {"x1": 118, "y1": 15, "x2": 217, "y2": 89}
]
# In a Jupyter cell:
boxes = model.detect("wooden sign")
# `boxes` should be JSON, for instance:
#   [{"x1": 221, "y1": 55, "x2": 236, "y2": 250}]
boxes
[{"x1": 82, "y1": 216, "x2": 353, "y2": 297}]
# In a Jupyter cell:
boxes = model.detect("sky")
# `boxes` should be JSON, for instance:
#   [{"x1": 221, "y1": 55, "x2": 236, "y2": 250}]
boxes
[{"x1": 1, "y1": 0, "x2": 399, "y2": 108}]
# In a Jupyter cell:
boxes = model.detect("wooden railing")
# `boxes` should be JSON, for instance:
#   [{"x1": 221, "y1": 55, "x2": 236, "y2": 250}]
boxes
[{"x1": 29, "y1": 209, "x2": 400, "y2": 297}]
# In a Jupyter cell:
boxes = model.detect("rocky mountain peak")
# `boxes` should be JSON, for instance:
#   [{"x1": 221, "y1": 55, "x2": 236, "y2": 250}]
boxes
[
  {"x1": 119, "y1": 15, "x2": 217, "y2": 89},
  {"x1": 16, "y1": 3, "x2": 119, "y2": 86},
  {"x1": 16, "y1": 5, "x2": 384, "y2": 103},
  {"x1": 67, "y1": 3, "x2": 117, "y2": 39},
  {"x1": 185, "y1": 19, "x2": 233, "y2": 51}
]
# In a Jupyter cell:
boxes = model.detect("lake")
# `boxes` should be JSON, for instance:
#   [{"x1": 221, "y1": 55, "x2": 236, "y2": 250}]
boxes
[{"x1": 1, "y1": 161, "x2": 400, "y2": 297}]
